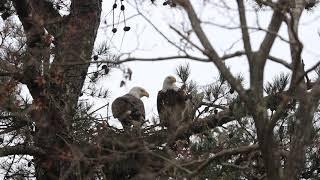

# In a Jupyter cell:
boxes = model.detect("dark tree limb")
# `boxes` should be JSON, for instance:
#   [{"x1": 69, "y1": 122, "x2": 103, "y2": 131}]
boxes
[
  {"x1": 188, "y1": 144, "x2": 259, "y2": 177},
  {"x1": 174, "y1": 0, "x2": 248, "y2": 103},
  {"x1": 175, "y1": 109, "x2": 235, "y2": 140},
  {"x1": 268, "y1": 55, "x2": 292, "y2": 69},
  {"x1": 236, "y1": 0, "x2": 253, "y2": 61},
  {"x1": 258, "y1": 2, "x2": 285, "y2": 61},
  {"x1": 0, "y1": 145, "x2": 45, "y2": 157}
]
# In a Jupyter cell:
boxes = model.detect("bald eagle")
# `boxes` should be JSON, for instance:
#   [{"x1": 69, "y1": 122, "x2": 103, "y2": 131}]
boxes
[
  {"x1": 157, "y1": 76, "x2": 190, "y2": 134},
  {"x1": 112, "y1": 87, "x2": 149, "y2": 130}
]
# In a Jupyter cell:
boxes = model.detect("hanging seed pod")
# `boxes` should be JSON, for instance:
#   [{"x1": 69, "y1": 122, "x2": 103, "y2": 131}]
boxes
[
  {"x1": 112, "y1": 28, "x2": 117, "y2": 33},
  {"x1": 204, "y1": 106, "x2": 209, "y2": 112},
  {"x1": 123, "y1": 26, "x2": 130, "y2": 31},
  {"x1": 113, "y1": 3, "x2": 117, "y2": 9},
  {"x1": 229, "y1": 88, "x2": 234, "y2": 94},
  {"x1": 104, "y1": 68, "x2": 110, "y2": 74},
  {"x1": 120, "y1": 80, "x2": 125, "y2": 87},
  {"x1": 93, "y1": 72, "x2": 99, "y2": 78},
  {"x1": 102, "y1": 65, "x2": 110, "y2": 74},
  {"x1": 121, "y1": 5, "x2": 125, "y2": 11},
  {"x1": 305, "y1": 1, "x2": 315, "y2": 10}
]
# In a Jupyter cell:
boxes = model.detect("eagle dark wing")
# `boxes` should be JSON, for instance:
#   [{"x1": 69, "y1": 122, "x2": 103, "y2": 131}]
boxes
[
  {"x1": 157, "y1": 89, "x2": 186, "y2": 113},
  {"x1": 112, "y1": 94, "x2": 145, "y2": 128},
  {"x1": 157, "y1": 88, "x2": 188, "y2": 132},
  {"x1": 156, "y1": 90, "x2": 165, "y2": 115}
]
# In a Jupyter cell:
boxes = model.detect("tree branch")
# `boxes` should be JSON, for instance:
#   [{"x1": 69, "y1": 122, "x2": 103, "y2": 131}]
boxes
[
  {"x1": 258, "y1": 2, "x2": 285, "y2": 61},
  {"x1": 169, "y1": 25, "x2": 204, "y2": 53},
  {"x1": 222, "y1": 51, "x2": 246, "y2": 60},
  {"x1": 268, "y1": 55, "x2": 292, "y2": 69},
  {"x1": 201, "y1": 21, "x2": 290, "y2": 44},
  {"x1": 131, "y1": 1, "x2": 185, "y2": 52},
  {"x1": 0, "y1": 145, "x2": 45, "y2": 157},
  {"x1": 119, "y1": 55, "x2": 210, "y2": 63},
  {"x1": 311, "y1": 79, "x2": 320, "y2": 103},
  {"x1": 175, "y1": 0, "x2": 248, "y2": 102},
  {"x1": 236, "y1": 0, "x2": 252, "y2": 60},
  {"x1": 175, "y1": 108, "x2": 235, "y2": 140},
  {"x1": 305, "y1": 60, "x2": 320, "y2": 77},
  {"x1": 56, "y1": 51, "x2": 246, "y2": 66},
  {"x1": 189, "y1": 144, "x2": 259, "y2": 177}
]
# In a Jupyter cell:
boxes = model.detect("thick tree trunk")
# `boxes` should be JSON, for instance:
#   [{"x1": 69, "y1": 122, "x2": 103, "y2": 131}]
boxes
[
  {"x1": 284, "y1": 98, "x2": 314, "y2": 179},
  {"x1": 250, "y1": 58, "x2": 282, "y2": 180},
  {"x1": 284, "y1": 1, "x2": 314, "y2": 179},
  {"x1": 12, "y1": 0, "x2": 102, "y2": 179}
]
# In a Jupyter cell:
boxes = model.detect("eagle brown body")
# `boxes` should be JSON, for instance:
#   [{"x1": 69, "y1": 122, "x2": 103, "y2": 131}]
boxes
[
  {"x1": 157, "y1": 76, "x2": 189, "y2": 134},
  {"x1": 112, "y1": 87, "x2": 149, "y2": 130}
]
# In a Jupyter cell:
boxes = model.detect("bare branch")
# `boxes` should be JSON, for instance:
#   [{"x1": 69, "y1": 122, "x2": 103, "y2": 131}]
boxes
[
  {"x1": 201, "y1": 21, "x2": 290, "y2": 44},
  {"x1": 149, "y1": 151, "x2": 192, "y2": 174},
  {"x1": 236, "y1": 0, "x2": 252, "y2": 60},
  {"x1": 57, "y1": 51, "x2": 246, "y2": 66},
  {"x1": 189, "y1": 144, "x2": 259, "y2": 177},
  {"x1": 130, "y1": 1, "x2": 185, "y2": 53},
  {"x1": 169, "y1": 25, "x2": 204, "y2": 53},
  {"x1": 268, "y1": 55, "x2": 292, "y2": 69},
  {"x1": 175, "y1": 0, "x2": 248, "y2": 102},
  {"x1": 305, "y1": 60, "x2": 320, "y2": 76},
  {"x1": 311, "y1": 79, "x2": 320, "y2": 102},
  {"x1": 121, "y1": 51, "x2": 245, "y2": 63},
  {"x1": 119, "y1": 55, "x2": 209, "y2": 63},
  {"x1": 0, "y1": 145, "x2": 45, "y2": 157},
  {"x1": 258, "y1": 3, "x2": 285, "y2": 60},
  {"x1": 175, "y1": 108, "x2": 235, "y2": 140},
  {"x1": 222, "y1": 51, "x2": 245, "y2": 60}
]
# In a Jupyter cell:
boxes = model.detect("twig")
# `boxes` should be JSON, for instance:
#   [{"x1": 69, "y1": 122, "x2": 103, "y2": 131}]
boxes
[
  {"x1": 149, "y1": 151, "x2": 193, "y2": 174},
  {"x1": 268, "y1": 55, "x2": 292, "y2": 69},
  {"x1": 188, "y1": 144, "x2": 259, "y2": 177}
]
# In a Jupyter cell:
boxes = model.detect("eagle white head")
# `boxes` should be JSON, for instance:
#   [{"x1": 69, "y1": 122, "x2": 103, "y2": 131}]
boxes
[
  {"x1": 162, "y1": 76, "x2": 179, "y2": 92},
  {"x1": 129, "y1": 87, "x2": 149, "y2": 99}
]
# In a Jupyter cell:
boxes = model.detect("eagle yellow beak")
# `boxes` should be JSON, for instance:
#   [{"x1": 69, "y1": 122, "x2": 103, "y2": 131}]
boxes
[{"x1": 143, "y1": 91, "x2": 149, "y2": 98}]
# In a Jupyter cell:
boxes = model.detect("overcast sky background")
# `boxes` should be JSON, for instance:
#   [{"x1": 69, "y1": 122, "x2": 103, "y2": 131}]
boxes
[
  {"x1": 1, "y1": 0, "x2": 318, "y2": 178},
  {"x1": 78, "y1": 0, "x2": 320, "y2": 128},
  {"x1": 77, "y1": 0, "x2": 319, "y2": 128},
  {"x1": 17, "y1": 0, "x2": 319, "y2": 128}
]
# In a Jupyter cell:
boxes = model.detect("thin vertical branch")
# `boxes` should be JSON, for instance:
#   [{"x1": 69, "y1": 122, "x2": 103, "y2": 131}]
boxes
[
  {"x1": 175, "y1": 0, "x2": 248, "y2": 103},
  {"x1": 236, "y1": 0, "x2": 252, "y2": 61}
]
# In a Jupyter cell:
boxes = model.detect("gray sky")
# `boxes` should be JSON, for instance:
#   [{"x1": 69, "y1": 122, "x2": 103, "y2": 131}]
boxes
[
  {"x1": 2, "y1": 0, "x2": 318, "y2": 178},
  {"x1": 17, "y1": 0, "x2": 319, "y2": 128},
  {"x1": 82, "y1": 0, "x2": 320, "y2": 128}
]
